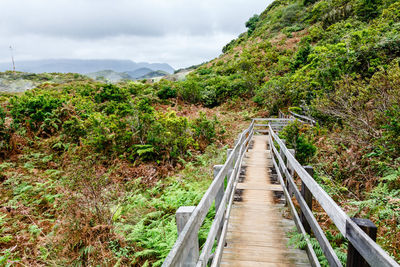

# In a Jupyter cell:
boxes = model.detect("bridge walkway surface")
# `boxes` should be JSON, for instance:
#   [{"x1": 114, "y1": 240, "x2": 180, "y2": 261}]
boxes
[{"x1": 220, "y1": 135, "x2": 310, "y2": 267}]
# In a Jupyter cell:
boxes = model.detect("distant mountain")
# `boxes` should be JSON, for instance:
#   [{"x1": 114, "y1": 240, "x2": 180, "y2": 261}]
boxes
[
  {"x1": 86, "y1": 70, "x2": 132, "y2": 82},
  {"x1": 124, "y1": 68, "x2": 153, "y2": 79},
  {"x1": 0, "y1": 59, "x2": 174, "y2": 75},
  {"x1": 138, "y1": 70, "x2": 169, "y2": 79}
]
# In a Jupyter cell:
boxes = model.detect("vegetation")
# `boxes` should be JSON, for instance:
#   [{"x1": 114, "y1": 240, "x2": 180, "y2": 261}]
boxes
[
  {"x1": 1, "y1": 0, "x2": 400, "y2": 264},
  {"x1": 0, "y1": 76, "x2": 255, "y2": 265}
]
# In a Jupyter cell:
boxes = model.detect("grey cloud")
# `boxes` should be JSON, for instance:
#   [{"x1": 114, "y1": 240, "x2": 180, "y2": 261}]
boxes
[{"x1": 0, "y1": 0, "x2": 271, "y2": 68}]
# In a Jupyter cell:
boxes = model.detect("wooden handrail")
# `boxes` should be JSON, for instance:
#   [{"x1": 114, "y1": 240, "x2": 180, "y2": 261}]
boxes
[
  {"x1": 288, "y1": 111, "x2": 316, "y2": 125},
  {"x1": 163, "y1": 119, "x2": 398, "y2": 267},
  {"x1": 162, "y1": 120, "x2": 254, "y2": 267},
  {"x1": 268, "y1": 124, "x2": 399, "y2": 267}
]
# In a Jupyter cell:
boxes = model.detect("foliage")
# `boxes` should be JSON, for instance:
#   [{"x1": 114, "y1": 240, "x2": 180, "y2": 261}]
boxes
[
  {"x1": 288, "y1": 229, "x2": 347, "y2": 266},
  {"x1": 279, "y1": 121, "x2": 316, "y2": 164},
  {"x1": 245, "y1": 14, "x2": 260, "y2": 35},
  {"x1": 0, "y1": 73, "x2": 232, "y2": 265},
  {"x1": 0, "y1": 106, "x2": 10, "y2": 156},
  {"x1": 191, "y1": 112, "x2": 220, "y2": 150},
  {"x1": 10, "y1": 91, "x2": 64, "y2": 133}
]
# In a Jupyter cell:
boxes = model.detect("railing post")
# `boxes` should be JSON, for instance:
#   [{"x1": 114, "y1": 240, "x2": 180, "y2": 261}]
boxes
[
  {"x1": 176, "y1": 206, "x2": 198, "y2": 267},
  {"x1": 287, "y1": 149, "x2": 295, "y2": 176},
  {"x1": 346, "y1": 218, "x2": 377, "y2": 267},
  {"x1": 279, "y1": 140, "x2": 286, "y2": 165},
  {"x1": 287, "y1": 149, "x2": 295, "y2": 197},
  {"x1": 227, "y1": 149, "x2": 233, "y2": 159},
  {"x1": 213, "y1": 165, "x2": 224, "y2": 212},
  {"x1": 214, "y1": 165, "x2": 225, "y2": 243},
  {"x1": 301, "y1": 166, "x2": 313, "y2": 235},
  {"x1": 227, "y1": 149, "x2": 234, "y2": 182}
]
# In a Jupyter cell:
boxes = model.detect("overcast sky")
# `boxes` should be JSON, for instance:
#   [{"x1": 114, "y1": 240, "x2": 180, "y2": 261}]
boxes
[{"x1": 0, "y1": 0, "x2": 271, "y2": 69}]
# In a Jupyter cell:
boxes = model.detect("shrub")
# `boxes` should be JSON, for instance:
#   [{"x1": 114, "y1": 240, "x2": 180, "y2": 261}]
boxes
[
  {"x1": 178, "y1": 79, "x2": 202, "y2": 104},
  {"x1": 281, "y1": 3, "x2": 303, "y2": 27},
  {"x1": 245, "y1": 15, "x2": 260, "y2": 35},
  {"x1": 62, "y1": 116, "x2": 87, "y2": 144},
  {"x1": 83, "y1": 113, "x2": 132, "y2": 154},
  {"x1": 292, "y1": 38, "x2": 312, "y2": 70},
  {"x1": 147, "y1": 111, "x2": 194, "y2": 161},
  {"x1": 280, "y1": 121, "x2": 316, "y2": 164},
  {"x1": 355, "y1": 0, "x2": 382, "y2": 21},
  {"x1": 0, "y1": 107, "x2": 10, "y2": 157},
  {"x1": 10, "y1": 91, "x2": 64, "y2": 133},
  {"x1": 191, "y1": 112, "x2": 218, "y2": 150},
  {"x1": 157, "y1": 85, "x2": 177, "y2": 100},
  {"x1": 94, "y1": 84, "x2": 128, "y2": 103},
  {"x1": 381, "y1": 105, "x2": 400, "y2": 156}
]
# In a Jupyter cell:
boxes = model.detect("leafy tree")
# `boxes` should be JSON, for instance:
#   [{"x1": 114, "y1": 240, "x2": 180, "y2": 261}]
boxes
[
  {"x1": 355, "y1": 0, "x2": 382, "y2": 21},
  {"x1": 245, "y1": 15, "x2": 260, "y2": 35}
]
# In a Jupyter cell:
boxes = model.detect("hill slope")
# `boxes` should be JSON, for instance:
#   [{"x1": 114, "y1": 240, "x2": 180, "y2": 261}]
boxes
[
  {"x1": 1, "y1": 0, "x2": 400, "y2": 265},
  {"x1": 174, "y1": 0, "x2": 400, "y2": 261}
]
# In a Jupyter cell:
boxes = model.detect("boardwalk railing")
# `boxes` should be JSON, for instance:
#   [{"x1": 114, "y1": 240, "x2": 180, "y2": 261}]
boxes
[
  {"x1": 279, "y1": 109, "x2": 316, "y2": 126},
  {"x1": 162, "y1": 118, "x2": 398, "y2": 267},
  {"x1": 268, "y1": 124, "x2": 399, "y2": 267},
  {"x1": 162, "y1": 118, "x2": 293, "y2": 267}
]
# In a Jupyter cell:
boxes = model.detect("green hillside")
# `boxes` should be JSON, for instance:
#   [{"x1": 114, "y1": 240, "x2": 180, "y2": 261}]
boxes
[{"x1": 1, "y1": 0, "x2": 400, "y2": 265}]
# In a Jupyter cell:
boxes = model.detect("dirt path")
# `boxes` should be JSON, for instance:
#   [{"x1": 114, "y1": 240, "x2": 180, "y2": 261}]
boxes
[{"x1": 220, "y1": 135, "x2": 310, "y2": 266}]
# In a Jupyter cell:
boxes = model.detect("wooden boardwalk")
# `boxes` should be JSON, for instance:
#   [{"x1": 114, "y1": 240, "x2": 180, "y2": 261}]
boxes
[
  {"x1": 221, "y1": 135, "x2": 310, "y2": 266},
  {"x1": 163, "y1": 119, "x2": 397, "y2": 267}
]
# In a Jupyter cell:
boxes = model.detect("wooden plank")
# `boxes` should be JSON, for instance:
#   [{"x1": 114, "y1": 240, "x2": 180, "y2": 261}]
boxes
[
  {"x1": 176, "y1": 207, "x2": 199, "y2": 266},
  {"x1": 253, "y1": 118, "x2": 295, "y2": 121},
  {"x1": 289, "y1": 111, "x2": 316, "y2": 125},
  {"x1": 211, "y1": 144, "x2": 249, "y2": 267},
  {"x1": 220, "y1": 135, "x2": 310, "y2": 266},
  {"x1": 301, "y1": 166, "x2": 313, "y2": 235}
]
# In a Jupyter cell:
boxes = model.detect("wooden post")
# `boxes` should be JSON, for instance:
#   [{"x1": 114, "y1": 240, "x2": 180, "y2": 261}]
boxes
[
  {"x1": 301, "y1": 166, "x2": 313, "y2": 235},
  {"x1": 287, "y1": 149, "x2": 295, "y2": 176},
  {"x1": 287, "y1": 149, "x2": 295, "y2": 197},
  {"x1": 213, "y1": 165, "x2": 224, "y2": 212},
  {"x1": 227, "y1": 149, "x2": 233, "y2": 159},
  {"x1": 346, "y1": 218, "x2": 377, "y2": 267},
  {"x1": 279, "y1": 140, "x2": 286, "y2": 166},
  {"x1": 227, "y1": 149, "x2": 233, "y2": 182},
  {"x1": 176, "y1": 206, "x2": 199, "y2": 266},
  {"x1": 214, "y1": 164, "x2": 225, "y2": 243}
]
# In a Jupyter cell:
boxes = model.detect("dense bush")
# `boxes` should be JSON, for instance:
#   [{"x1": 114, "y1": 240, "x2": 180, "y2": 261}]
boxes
[
  {"x1": 94, "y1": 84, "x2": 128, "y2": 103},
  {"x1": 245, "y1": 14, "x2": 260, "y2": 35},
  {"x1": 157, "y1": 85, "x2": 177, "y2": 99},
  {"x1": 381, "y1": 105, "x2": 400, "y2": 156},
  {"x1": 191, "y1": 112, "x2": 219, "y2": 150},
  {"x1": 10, "y1": 91, "x2": 64, "y2": 134},
  {"x1": 0, "y1": 106, "x2": 10, "y2": 156},
  {"x1": 279, "y1": 121, "x2": 316, "y2": 164}
]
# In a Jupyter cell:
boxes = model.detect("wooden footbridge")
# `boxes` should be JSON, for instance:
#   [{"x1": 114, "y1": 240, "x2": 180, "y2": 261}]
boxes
[{"x1": 162, "y1": 118, "x2": 399, "y2": 267}]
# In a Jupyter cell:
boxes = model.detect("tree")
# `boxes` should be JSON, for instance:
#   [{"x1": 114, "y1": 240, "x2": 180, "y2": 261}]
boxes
[{"x1": 245, "y1": 15, "x2": 260, "y2": 35}]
